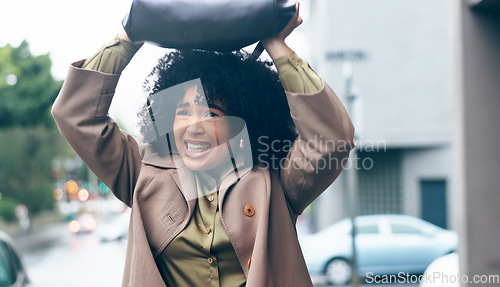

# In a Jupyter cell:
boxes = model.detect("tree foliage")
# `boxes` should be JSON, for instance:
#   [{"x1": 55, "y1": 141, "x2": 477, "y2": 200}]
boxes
[
  {"x1": 0, "y1": 40, "x2": 62, "y2": 127},
  {"x1": 0, "y1": 127, "x2": 69, "y2": 215},
  {"x1": 0, "y1": 41, "x2": 69, "y2": 218}
]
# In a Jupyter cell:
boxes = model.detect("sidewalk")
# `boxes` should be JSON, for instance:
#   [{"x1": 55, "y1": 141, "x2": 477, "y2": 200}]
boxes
[
  {"x1": 3, "y1": 211, "x2": 68, "y2": 254},
  {"x1": 13, "y1": 221, "x2": 68, "y2": 254}
]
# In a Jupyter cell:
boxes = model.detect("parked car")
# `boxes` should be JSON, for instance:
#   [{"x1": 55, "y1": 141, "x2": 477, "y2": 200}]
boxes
[
  {"x1": 300, "y1": 215, "x2": 457, "y2": 285},
  {"x1": 0, "y1": 230, "x2": 30, "y2": 286},
  {"x1": 420, "y1": 252, "x2": 459, "y2": 287}
]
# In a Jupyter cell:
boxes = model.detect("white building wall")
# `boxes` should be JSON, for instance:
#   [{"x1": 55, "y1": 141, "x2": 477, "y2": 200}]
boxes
[
  {"x1": 313, "y1": 177, "x2": 347, "y2": 231},
  {"x1": 308, "y1": 0, "x2": 454, "y2": 146},
  {"x1": 302, "y1": 0, "x2": 456, "y2": 231}
]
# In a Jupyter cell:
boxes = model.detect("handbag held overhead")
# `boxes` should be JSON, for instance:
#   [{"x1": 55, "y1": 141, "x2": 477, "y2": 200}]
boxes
[{"x1": 122, "y1": 0, "x2": 296, "y2": 51}]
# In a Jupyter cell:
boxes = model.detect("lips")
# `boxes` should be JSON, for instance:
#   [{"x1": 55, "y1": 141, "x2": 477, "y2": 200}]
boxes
[{"x1": 183, "y1": 140, "x2": 212, "y2": 158}]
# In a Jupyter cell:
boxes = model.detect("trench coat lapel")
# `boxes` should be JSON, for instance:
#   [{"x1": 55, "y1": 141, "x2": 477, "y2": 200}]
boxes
[
  {"x1": 170, "y1": 163, "x2": 253, "y2": 211},
  {"x1": 218, "y1": 166, "x2": 253, "y2": 207},
  {"x1": 142, "y1": 145, "x2": 198, "y2": 216},
  {"x1": 170, "y1": 165, "x2": 197, "y2": 215}
]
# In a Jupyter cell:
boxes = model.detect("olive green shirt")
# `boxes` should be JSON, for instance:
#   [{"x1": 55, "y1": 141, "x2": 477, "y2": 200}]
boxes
[
  {"x1": 81, "y1": 36, "x2": 322, "y2": 286},
  {"x1": 156, "y1": 161, "x2": 248, "y2": 287}
]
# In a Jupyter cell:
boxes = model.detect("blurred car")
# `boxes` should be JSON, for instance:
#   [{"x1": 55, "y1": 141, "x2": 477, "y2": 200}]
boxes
[
  {"x1": 300, "y1": 214, "x2": 457, "y2": 285},
  {"x1": 0, "y1": 230, "x2": 30, "y2": 286},
  {"x1": 68, "y1": 214, "x2": 97, "y2": 234},
  {"x1": 99, "y1": 210, "x2": 131, "y2": 242},
  {"x1": 420, "y1": 252, "x2": 459, "y2": 287}
]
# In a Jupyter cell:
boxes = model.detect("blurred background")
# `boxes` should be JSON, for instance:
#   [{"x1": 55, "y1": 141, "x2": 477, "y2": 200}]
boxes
[{"x1": 0, "y1": 0, "x2": 499, "y2": 286}]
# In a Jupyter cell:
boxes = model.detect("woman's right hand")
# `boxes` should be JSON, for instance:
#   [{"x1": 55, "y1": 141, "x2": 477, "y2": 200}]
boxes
[{"x1": 262, "y1": 1, "x2": 302, "y2": 61}]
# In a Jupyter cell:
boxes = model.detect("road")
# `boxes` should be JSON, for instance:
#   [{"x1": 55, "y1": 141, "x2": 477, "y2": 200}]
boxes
[
  {"x1": 18, "y1": 220, "x2": 127, "y2": 287},
  {"x1": 312, "y1": 278, "x2": 419, "y2": 287},
  {"x1": 16, "y1": 220, "x2": 418, "y2": 287}
]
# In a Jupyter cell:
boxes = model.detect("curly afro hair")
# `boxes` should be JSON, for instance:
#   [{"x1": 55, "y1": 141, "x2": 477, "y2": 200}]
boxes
[{"x1": 138, "y1": 49, "x2": 297, "y2": 170}]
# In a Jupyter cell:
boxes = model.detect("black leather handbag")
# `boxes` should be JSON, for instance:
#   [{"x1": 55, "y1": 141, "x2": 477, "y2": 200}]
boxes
[{"x1": 121, "y1": 0, "x2": 296, "y2": 52}]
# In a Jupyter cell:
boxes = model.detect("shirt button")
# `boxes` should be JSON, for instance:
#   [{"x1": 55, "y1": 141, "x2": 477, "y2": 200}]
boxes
[
  {"x1": 292, "y1": 59, "x2": 300, "y2": 66},
  {"x1": 208, "y1": 258, "x2": 213, "y2": 264},
  {"x1": 244, "y1": 205, "x2": 255, "y2": 217},
  {"x1": 208, "y1": 196, "x2": 214, "y2": 202},
  {"x1": 206, "y1": 226, "x2": 212, "y2": 234}
]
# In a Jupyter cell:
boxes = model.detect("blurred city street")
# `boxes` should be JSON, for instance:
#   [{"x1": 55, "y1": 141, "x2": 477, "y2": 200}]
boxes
[
  {"x1": 1, "y1": 0, "x2": 499, "y2": 285},
  {"x1": 313, "y1": 280, "x2": 419, "y2": 287},
  {"x1": 16, "y1": 217, "x2": 127, "y2": 287},
  {"x1": 14, "y1": 218, "x2": 420, "y2": 287},
  {"x1": 14, "y1": 217, "x2": 422, "y2": 287}
]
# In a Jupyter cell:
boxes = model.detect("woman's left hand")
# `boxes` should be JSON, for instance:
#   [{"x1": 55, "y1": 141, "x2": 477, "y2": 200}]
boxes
[{"x1": 262, "y1": 1, "x2": 303, "y2": 60}]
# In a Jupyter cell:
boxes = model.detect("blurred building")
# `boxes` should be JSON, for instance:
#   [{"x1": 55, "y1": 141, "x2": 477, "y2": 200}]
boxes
[
  {"x1": 299, "y1": 0, "x2": 500, "y2": 281},
  {"x1": 301, "y1": 0, "x2": 455, "y2": 231}
]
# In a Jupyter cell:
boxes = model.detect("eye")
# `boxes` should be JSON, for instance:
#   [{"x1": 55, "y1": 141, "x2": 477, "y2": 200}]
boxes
[
  {"x1": 205, "y1": 111, "x2": 222, "y2": 118},
  {"x1": 176, "y1": 109, "x2": 190, "y2": 116}
]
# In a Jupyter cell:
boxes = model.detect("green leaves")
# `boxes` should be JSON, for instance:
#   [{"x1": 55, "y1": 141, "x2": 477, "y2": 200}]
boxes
[
  {"x1": 0, "y1": 41, "x2": 70, "y2": 219},
  {"x1": 0, "y1": 41, "x2": 63, "y2": 128}
]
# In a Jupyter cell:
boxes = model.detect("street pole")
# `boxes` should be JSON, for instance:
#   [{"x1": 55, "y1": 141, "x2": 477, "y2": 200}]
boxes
[{"x1": 343, "y1": 61, "x2": 359, "y2": 287}]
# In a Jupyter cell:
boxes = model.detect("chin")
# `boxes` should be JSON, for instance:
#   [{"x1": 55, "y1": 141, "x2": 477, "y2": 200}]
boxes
[
  {"x1": 182, "y1": 157, "x2": 226, "y2": 172},
  {"x1": 182, "y1": 160, "x2": 210, "y2": 171},
  {"x1": 180, "y1": 151, "x2": 213, "y2": 169}
]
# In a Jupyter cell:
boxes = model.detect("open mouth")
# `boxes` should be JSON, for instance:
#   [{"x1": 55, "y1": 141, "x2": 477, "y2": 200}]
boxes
[{"x1": 183, "y1": 140, "x2": 212, "y2": 158}]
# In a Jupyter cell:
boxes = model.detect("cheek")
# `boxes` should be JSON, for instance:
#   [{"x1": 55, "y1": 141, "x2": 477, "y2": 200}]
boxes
[
  {"x1": 210, "y1": 121, "x2": 221, "y2": 145},
  {"x1": 173, "y1": 117, "x2": 181, "y2": 131},
  {"x1": 213, "y1": 122, "x2": 232, "y2": 143},
  {"x1": 173, "y1": 120, "x2": 184, "y2": 148}
]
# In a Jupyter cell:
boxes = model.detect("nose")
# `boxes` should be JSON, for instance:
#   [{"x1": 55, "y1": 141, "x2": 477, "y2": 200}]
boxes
[{"x1": 186, "y1": 118, "x2": 205, "y2": 135}]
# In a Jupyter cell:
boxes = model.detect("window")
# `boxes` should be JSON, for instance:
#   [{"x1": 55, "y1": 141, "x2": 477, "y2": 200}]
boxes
[
  {"x1": 356, "y1": 224, "x2": 379, "y2": 234},
  {"x1": 390, "y1": 224, "x2": 422, "y2": 234},
  {"x1": 357, "y1": 149, "x2": 403, "y2": 215}
]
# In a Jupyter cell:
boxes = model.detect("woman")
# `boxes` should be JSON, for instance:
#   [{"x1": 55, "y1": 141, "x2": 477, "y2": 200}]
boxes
[{"x1": 52, "y1": 4, "x2": 355, "y2": 287}]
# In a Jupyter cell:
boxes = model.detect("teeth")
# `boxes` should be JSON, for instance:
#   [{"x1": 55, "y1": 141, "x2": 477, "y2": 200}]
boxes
[{"x1": 186, "y1": 142, "x2": 211, "y2": 153}]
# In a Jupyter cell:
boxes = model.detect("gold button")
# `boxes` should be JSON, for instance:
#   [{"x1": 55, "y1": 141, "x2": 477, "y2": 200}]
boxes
[
  {"x1": 292, "y1": 59, "x2": 299, "y2": 66},
  {"x1": 206, "y1": 226, "x2": 212, "y2": 234},
  {"x1": 247, "y1": 258, "x2": 252, "y2": 270},
  {"x1": 208, "y1": 258, "x2": 213, "y2": 264},
  {"x1": 244, "y1": 205, "x2": 255, "y2": 217},
  {"x1": 208, "y1": 196, "x2": 214, "y2": 202}
]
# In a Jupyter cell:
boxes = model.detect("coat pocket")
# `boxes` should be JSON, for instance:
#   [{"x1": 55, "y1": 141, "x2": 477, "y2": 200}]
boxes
[
  {"x1": 142, "y1": 199, "x2": 185, "y2": 257},
  {"x1": 157, "y1": 202, "x2": 180, "y2": 231}
]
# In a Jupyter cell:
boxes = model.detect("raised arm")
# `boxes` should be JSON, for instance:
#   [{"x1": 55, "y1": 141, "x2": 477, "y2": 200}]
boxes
[
  {"x1": 51, "y1": 30, "x2": 143, "y2": 207},
  {"x1": 263, "y1": 3, "x2": 356, "y2": 215}
]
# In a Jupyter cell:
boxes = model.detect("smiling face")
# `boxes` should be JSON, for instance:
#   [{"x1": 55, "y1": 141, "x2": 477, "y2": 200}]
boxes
[{"x1": 173, "y1": 85, "x2": 232, "y2": 172}]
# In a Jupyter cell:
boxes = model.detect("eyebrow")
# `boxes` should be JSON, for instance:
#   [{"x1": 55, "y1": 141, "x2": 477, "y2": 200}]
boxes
[
  {"x1": 176, "y1": 102, "x2": 226, "y2": 113},
  {"x1": 176, "y1": 102, "x2": 190, "y2": 109},
  {"x1": 208, "y1": 103, "x2": 226, "y2": 113}
]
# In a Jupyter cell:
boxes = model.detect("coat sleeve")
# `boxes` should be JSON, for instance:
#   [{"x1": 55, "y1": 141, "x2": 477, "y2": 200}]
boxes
[
  {"x1": 51, "y1": 61, "x2": 141, "y2": 207},
  {"x1": 280, "y1": 80, "x2": 355, "y2": 215}
]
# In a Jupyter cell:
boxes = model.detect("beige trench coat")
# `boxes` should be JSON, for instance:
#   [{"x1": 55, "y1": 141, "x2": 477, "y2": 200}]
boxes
[{"x1": 52, "y1": 61, "x2": 355, "y2": 287}]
